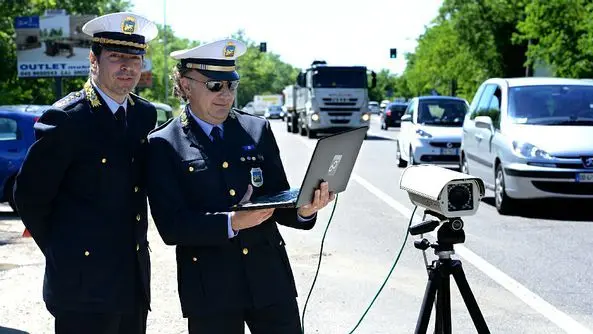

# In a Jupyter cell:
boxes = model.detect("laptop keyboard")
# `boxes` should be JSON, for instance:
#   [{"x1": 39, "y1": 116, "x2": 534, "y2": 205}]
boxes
[{"x1": 254, "y1": 189, "x2": 299, "y2": 204}]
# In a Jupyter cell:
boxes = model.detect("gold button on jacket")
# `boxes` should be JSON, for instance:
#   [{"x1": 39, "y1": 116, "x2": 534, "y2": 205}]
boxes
[{"x1": 242, "y1": 248, "x2": 249, "y2": 255}]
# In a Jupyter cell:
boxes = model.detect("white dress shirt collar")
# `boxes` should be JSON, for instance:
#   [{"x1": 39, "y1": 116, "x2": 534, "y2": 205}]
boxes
[
  {"x1": 91, "y1": 80, "x2": 128, "y2": 114},
  {"x1": 187, "y1": 105, "x2": 223, "y2": 140}
]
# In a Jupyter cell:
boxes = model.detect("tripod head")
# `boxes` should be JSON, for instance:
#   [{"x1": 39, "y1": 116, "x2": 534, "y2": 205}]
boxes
[{"x1": 409, "y1": 210, "x2": 465, "y2": 257}]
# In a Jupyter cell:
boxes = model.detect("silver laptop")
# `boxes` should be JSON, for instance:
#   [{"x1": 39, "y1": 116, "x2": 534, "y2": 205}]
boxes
[{"x1": 231, "y1": 126, "x2": 368, "y2": 211}]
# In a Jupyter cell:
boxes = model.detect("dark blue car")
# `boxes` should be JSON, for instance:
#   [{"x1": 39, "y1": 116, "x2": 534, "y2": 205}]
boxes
[{"x1": 0, "y1": 105, "x2": 50, "y2": 211}]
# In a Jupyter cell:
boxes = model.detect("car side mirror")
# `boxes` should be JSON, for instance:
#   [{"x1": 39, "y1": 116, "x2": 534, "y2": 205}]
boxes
[
  {"x1": 297, "y1": 72, "x2": 305, "y2": 87},
  {"x1": 474, "y1": 116, "x2": 493, "y2": 130},
  {"x1": 370, "y1": 71, "x2": 377, "y2": 89},
  {"x1": 401, "y1": 114, "x2": 412, "y2": 122}
]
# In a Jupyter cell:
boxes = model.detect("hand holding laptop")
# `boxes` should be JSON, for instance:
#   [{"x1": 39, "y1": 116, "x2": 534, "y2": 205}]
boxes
[
  {"x1": 297, "y1": 181, "x2": 336, "y2": 218},
  {"x1": 230, "y1": 185, "x2": 275, "y2": 232}
]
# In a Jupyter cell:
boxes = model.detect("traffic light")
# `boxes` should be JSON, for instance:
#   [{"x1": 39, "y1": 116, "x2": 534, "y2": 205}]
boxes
[
  {"x1": 390, "y1": 48, "x2": 397, "y2": 59},
  {"x1": 260, "y1": 42, "x2": 267, "y2": 52}
]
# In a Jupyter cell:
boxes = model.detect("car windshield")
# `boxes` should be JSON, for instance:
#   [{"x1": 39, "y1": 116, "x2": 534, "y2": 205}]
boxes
[
  {"x1": 508, "y1": 85, "x2": 593, "y2": 125},
  {"x1": 268, "y1": 105, "x2": 282, "y2": 111},
  {"x1": 417, "y1": 100, "x2": 467, "y2": 126},
  {"x1": 312, "y1": 68, "x2": 367, "y2": 88}
]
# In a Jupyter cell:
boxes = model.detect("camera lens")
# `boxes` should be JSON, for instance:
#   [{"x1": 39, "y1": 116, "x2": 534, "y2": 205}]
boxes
[{"x1": 448, "y1": 183, "x2": 472, "y2": 212}]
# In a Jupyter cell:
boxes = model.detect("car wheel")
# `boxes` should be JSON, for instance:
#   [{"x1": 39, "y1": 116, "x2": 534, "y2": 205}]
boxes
[
  {"x1": 495, "y1": 164, "x2": 516, "y2": 215},
  {"x1": 409, "y1": 147, "x2": 416, "y2": 165},
  {"x1": 461, "y1": 154, "x2": 469, "y2": 174},
  {"x1": 396, "y1": 141, "x2": 407, "y2": 167}
]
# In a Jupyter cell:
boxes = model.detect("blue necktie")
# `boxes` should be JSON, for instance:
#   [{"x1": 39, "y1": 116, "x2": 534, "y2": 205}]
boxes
[
  {"x1": 210, "y1": 126, "x2": 222, "y2": 145},
  {"x1": 115, "y1": 106, "x2": 126, "y2": 131}
]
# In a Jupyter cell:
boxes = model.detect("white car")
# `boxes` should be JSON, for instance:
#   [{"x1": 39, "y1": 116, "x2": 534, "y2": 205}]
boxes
[
  {"x1": 368, "y1": 101, "x2": 380, "y2": 114},
  {"x1": 460, "y1": 77, "x2": 593, "y2": 214},
  {"x1": 396, "y1": 96, "x2": 469, "y2": 168}
]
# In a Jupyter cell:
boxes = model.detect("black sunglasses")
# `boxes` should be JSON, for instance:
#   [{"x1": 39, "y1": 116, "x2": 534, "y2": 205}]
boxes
[{"x1": 183, "y1": 76, "x2": 239, "y2": 92}]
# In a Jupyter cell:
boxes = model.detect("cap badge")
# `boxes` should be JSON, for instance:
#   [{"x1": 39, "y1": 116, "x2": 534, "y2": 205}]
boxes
[
  {"x1": 223, "y1": 42, "x2": 236, "y2": 58},
  {"x1": 121, "y1": 16, "x2": 137, "y2": 34}
]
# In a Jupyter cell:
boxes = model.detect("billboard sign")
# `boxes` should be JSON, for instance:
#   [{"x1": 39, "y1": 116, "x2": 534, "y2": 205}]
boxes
[{"x1": 15, "y1": 11, "x2": 96, "y2": 78}]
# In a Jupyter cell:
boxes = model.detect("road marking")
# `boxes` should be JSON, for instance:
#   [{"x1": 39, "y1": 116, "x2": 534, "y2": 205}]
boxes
[
  {"x1": 296, "y1": 135, "x2": 592, "y2": 334},
  {"x1": 367, "y1": 131, "x2": 395, "y2": 140}
]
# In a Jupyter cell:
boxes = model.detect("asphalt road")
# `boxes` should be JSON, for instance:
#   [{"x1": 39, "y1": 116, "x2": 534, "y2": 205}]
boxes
[
  {"x1": 271, "y1": 114, "x2": 593, "y2": 333},
  {"x1": 0, "y1": 114, "x2": 591, "y2": 334}
]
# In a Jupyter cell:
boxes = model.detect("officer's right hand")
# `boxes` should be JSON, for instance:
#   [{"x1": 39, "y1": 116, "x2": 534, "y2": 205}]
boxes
[{"x1": 230, "y1": 185, "x2": 275, "y2": 232}]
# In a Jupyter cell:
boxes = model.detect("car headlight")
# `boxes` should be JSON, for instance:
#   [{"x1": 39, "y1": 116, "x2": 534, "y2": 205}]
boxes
[
  {"x1": 361, "y1": 113, "x2": 370, "y2": 122},
  {"x1": 512, "y1": 141, "x2": 552, "y2": 159},
  {"x1": 415, "y1": 129, "x2": 432, "y2": 138},
  {"x1": 311, "y1": 113, "x2": 320, "y2": 122}
]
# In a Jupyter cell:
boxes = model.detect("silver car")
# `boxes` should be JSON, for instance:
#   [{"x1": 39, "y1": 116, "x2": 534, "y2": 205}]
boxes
[{"x1": 460, "y1": 77, "x2": 593, "y2": 214}]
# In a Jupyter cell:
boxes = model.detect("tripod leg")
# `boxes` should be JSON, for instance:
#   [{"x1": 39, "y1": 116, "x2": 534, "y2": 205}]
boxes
[
  {"x1": 415, "y1": 265, "x2": 440, "y2": 334},
  {"x1": 450, "y1": 260, "x2": 491, "y2": 334},
  {"x1": 435, "y1": 264, "x2": 452, "y2": 334}
]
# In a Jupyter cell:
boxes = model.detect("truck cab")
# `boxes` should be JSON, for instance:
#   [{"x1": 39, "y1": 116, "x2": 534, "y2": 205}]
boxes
[{"x1": 285, "y1": 61, "x2": 375, "y2": 138}]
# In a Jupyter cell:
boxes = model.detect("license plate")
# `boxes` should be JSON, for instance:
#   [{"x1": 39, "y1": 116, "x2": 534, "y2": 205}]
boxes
[
  {"x1": 576, "y1": 173, "x2": 593, "y2": 183},
  {"x1": 441, "y1": 148, "x2": 458, "y2": 155}
]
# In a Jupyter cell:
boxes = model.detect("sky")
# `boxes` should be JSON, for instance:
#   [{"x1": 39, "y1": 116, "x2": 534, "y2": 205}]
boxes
[{"x1": 130, "y1": 0, "x2": 443, "y2": 75}]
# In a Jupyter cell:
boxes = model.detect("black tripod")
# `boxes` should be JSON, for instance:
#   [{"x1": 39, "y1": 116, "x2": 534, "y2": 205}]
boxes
[{"x1": 410, "y1": 211, "x2": 490, "y2": 334}]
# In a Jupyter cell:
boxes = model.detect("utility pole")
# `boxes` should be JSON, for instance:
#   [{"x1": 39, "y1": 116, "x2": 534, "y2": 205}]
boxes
[{"x1": 163, "y1": 0, "x2": 168, "y2": 103}]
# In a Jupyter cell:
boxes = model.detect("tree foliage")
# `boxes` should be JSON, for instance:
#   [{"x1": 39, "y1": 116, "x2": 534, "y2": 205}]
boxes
[
  {"x1": 515, "y1": 0, "x2": 593, "y2": 78},
  {"x1": 4, "y1": 0, "x2": 593, "y2": 108},
  {"x1": 398, "y1": 0, "x2": 593, "y2": 101}
]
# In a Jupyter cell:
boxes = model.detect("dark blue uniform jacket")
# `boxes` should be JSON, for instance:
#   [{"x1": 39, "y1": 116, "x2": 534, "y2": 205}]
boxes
[
  {"x1": 14, "y1": 82, "x2": 156, "y2": 314},
  {"x1": 146, "y1": 107, "x2": 316, "y2": 317}
]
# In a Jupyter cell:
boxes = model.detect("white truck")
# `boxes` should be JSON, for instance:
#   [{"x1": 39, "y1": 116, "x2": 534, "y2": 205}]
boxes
[
  {"x1": 285, "y1": 61, "x2": 376, "y2": 138},
  {"x1": 252, "y1": 94, "x2": 283, "y2": 116}
]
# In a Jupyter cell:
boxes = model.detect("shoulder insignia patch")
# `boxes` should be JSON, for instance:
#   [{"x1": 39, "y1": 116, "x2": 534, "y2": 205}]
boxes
[
  {"x1": 180, "y1": 109, "x2": 189, "y2": 128},
  {"x1": 52, "y1": 90, "x2": 86, "y2": 110},
  {"x1": 83, "y1": 80, "x2": 101, "y2": 107}
]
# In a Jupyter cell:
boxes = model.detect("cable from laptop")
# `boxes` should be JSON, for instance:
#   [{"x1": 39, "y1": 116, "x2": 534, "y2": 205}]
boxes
[
  {"x1": 301, "y1": 193, "x2": 339, "y2": 334},
  {"x1": 346, "y1": 205, "x2": 417, "y2": 333},
  {"x1": 300, "y1": 201, "x2": 417, "y2": 334}
]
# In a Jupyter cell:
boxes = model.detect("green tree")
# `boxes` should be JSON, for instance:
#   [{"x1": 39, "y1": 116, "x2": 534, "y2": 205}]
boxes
[
  {"x1": 515, "y1": 0, "x2": 593, "y2": 78},
  {"x1": 139, "y1": 24, "x2": 199, "y2": 109},
  {"x1": 439, "y1": 0, "x2": 529, "y2": 78},
  {"x1": 232, "y1": 30, "x2": 300, "y2": 107},
  {"x1": 402, "y1": 19, "x2": 485, "y2": 100},
  {"x1": 369, "y1": 69, "x2": 397, "y2": 102}
]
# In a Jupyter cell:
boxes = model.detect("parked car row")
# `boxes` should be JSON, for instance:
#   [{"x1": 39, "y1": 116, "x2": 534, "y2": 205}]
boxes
[{"x1": 394, "y1": 77, "x2": 593, "y2": 215}]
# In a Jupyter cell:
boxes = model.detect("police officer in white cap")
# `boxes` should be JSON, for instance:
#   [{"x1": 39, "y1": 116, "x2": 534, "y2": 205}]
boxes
[
  {"x1": 14, "y1": 12, "x2": 157, "y2": 334},
  {"x1": 145, "y1": 38, "x2": 335, "y2": 334}
]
